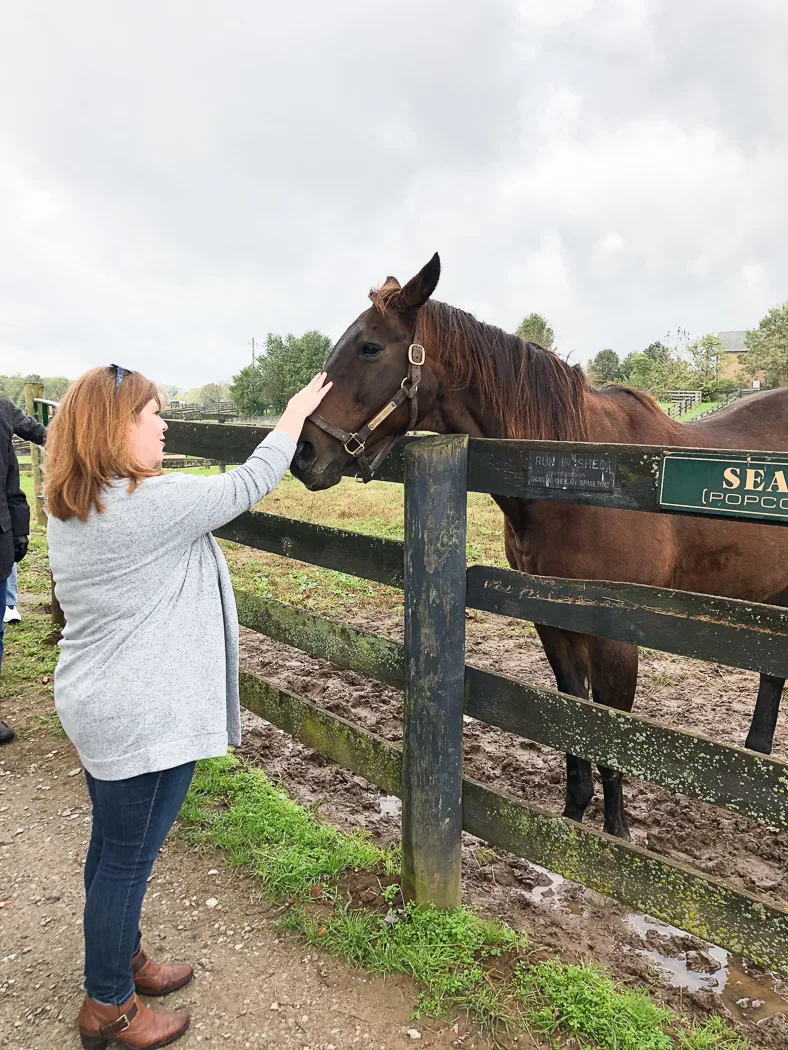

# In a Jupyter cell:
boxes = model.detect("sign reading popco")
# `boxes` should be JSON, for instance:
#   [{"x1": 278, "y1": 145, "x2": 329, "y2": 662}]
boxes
[{"x1": 658, "y1": 453, "x2": 788, "y2": 523}]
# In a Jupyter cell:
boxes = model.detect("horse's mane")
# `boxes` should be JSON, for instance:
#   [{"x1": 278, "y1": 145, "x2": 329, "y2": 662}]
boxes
[
  {"x1": 369, "y1": 286, "x2": 673, "y2": 440},
  {"x1": 422, "y1": 299, "x2": 588, "y2": 441}
]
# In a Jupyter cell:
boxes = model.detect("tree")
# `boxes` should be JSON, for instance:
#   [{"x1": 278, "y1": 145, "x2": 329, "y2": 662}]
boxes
[
  {"x1": 623, "y1": 343, "x2": 693, "y2": 400},
  {"x1": 642, "y1": 341, "x2": 671, "y2": 364},
  {"x1": 619, "y1": 352, "x2": 640, "y2": 382},
  {"x1": 745, "y1": 302, "x2": 788, "y2": 387},
  {"x1": 230, "y1": 363, "x2": 269, "y2": 416},
  {"x1": 199, "y1": 383, "x2": 231, "y2": 405},
  {"x1": 182, "y1": 382, "x2": 232, "y2": 406},
  {"x1": 624, "y1": 353, "x2": 655, "y2": 392},
  {"x1": 44, "y1": 376, "x2": 71, "y2": 401},
  {"x1": 230, "y1": 330, "x2": 332, "y2": 415},
  {"x1": 0, "y1": 372, "x2": 70, "y2": 407},
  {"x1": 587, "y1": 348, "x2": 623, "y2": 385},
  {"x1": 515, "y1": 312, "x2": 555, "y2": 349},
  {"x1": 686, "y1": 333, "x2": 723, "y2": 386}
]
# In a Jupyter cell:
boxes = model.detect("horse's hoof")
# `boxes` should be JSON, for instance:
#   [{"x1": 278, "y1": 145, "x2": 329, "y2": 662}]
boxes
[
  {"x1": 745, "y1": 735, "x2": 773, "y2": 755},
  {"x1": 603, "y1": 821, "x2": 631, "y2": 841},
  {"x1": 562, "y1": 807, "x2": 586, "y2": 824}
]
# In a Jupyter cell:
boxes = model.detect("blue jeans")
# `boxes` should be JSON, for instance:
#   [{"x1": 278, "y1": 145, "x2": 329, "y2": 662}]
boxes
[
  {"x1": 83, "y1": 762, "x2": 196, "y2": 1004},
  {"x1": 6, "y1": 563, "x2": 17, "y2": 607},
  {"x1": 0, "y1": 576, "x2": 6, "y2": 671}
]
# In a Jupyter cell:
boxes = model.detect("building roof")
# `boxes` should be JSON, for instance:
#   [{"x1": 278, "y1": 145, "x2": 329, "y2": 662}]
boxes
[{"x1": 718, "y1": 330, "x2": 747, "y2": 353}]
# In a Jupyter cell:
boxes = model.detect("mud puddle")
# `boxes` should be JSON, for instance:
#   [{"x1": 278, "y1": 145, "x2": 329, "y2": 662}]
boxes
[{"x1": 624, "y1": 914, "x2": 788, "y2": 1023}]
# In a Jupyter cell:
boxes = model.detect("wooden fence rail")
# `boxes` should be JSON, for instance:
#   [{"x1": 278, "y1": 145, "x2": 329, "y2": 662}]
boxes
[
  {"x1": 223, "y1": 507, "x2": 788, "y2": 679},
  {"x1": 235, "y1": 590, "x2": 788, "y2": 829},
  {"x1": 165, "y1": 419, "x2": 788, "y2": 526}
]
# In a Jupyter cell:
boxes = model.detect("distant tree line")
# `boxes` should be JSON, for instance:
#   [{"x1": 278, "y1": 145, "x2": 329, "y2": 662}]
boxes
[
  {"x1": 0, "y1": 373, "x2": 71, "y2": 408},
  {"x1": 230, "y1": 330, "x2": 331, "y2": 415},
  {"x1": 516, "y1": 299, "x2": 788, "y2": 402}
]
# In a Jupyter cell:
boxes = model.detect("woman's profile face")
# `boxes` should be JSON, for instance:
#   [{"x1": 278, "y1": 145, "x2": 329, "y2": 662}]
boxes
[{"x1": 131, "y1": 398, "x2": 168, "y2": 470}]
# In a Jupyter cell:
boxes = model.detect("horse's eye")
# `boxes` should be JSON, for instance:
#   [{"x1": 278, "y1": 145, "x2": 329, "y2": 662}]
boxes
[{"x1": 359, "y1": 342, "x2": 383, "y2": 359}]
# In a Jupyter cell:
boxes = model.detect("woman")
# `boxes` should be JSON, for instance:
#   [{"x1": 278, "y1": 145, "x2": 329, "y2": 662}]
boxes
[{"x1": 46, "y1": 364, "x2": 330, "y2": 1049}]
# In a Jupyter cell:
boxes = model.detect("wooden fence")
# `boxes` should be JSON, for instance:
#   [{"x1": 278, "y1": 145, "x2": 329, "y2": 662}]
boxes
[{"x1": 115, "y1": 418, "x2": 788, "y2": 969}]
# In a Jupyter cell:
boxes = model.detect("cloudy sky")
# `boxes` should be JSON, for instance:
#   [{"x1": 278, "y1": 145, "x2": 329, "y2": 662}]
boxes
[{"x1": 2, "y1": 0, "x2": 787, "y2": 388}]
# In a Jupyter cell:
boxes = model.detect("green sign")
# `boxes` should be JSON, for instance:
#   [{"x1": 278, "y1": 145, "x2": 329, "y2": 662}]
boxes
[{"x1": 658, "y1": 453, "x2": 788, "y2": 523}]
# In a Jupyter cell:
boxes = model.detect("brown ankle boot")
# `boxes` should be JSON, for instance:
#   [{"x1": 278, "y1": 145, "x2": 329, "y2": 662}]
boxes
[
  {"x1": 78, "y1": 992, "x2": 189, "y2": 1049},
  {"x1": 132, "y1": 949, "x2": 193, "y2": 997}
]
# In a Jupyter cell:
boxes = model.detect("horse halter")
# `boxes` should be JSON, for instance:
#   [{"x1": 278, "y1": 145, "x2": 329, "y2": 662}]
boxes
[{"x1": 306, "y1": 318, "x2": 426, "y2": 483}]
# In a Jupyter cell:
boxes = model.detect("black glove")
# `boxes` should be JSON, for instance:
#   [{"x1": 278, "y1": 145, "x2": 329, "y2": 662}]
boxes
[{"x1": 13, "y1": 536, "x2": 29, "y2": 563}]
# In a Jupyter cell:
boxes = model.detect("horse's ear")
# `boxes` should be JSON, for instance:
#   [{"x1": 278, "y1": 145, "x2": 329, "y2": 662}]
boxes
[
  {"x1": 399, "y1": 253, "x2": 441, "y2": 311},
  {"x1": 369, "y1": 275, "x2": 402, "y2": 304}
]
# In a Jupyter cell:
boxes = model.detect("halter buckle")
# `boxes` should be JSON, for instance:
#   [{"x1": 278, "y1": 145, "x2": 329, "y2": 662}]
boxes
[
  {"x1": 343, "y1": 434, "x2": 366, "y2": 456},
  {"x1": 408, "y1": 343, "x2": 426, "y2": 366}
]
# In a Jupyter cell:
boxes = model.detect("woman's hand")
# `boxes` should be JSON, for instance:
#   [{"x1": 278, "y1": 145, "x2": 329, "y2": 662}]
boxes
[{"x1": 275, "y1": 373, "x2": 333, "y2": 442}]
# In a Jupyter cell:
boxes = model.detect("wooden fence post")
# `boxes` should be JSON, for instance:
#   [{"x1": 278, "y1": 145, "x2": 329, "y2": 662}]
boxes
[
  {"x1": 23, "y1": 383, "x2": 65, "y2": 633},
  {"x1": 24, "y1": 383, "x2": 47, "y2": 527},
  {"x1": 402, "y1": 434, "x2": 468, "y2": 908}
]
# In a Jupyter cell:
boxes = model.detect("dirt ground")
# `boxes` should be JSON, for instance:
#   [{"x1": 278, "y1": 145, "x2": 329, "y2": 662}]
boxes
[
  {"x1": 0, "y1": 686, "x2": 498, "y2": 1050},
  {"x1": 5, "y1": 598, "x2": 788, "y2": 1048},
  {"x1": 235, "y1": 604, "x2": 788, "y2": 1049}
]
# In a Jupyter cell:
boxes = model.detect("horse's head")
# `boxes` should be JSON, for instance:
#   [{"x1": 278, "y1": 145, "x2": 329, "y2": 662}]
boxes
[{"x1": 291, "y1": 253, "x2": 442, "y2": 490}]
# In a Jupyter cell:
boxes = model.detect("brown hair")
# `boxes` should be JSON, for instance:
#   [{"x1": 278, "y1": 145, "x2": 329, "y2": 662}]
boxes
[{"x1": 45, "y1": 367, "x2": 163, "y2": 521}]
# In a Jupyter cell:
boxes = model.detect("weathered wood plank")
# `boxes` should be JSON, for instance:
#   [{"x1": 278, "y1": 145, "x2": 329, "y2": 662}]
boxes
[
  {"x1": 467, "y1": 439, "x2": 788, "y2": 526},
  {"x1": 215, "y1": 512, "x2": 404, "y2": 587},
  {"x1": 461, "y1": 779, "x2": 788, "y2": 973},
  {"x1": 463, "y1": 665, "x2": 788, "y2": 829},
  {"x1": 402, "y1": 435, "x2": 468, "y2": 907},
  {"x1": 239, "y1": 671, "x2": 402, "y2": 796},
  {"x1": 235, "y1": 590, "x2": 403, "y2": 687},
  {"x1": 163, "y1": 418, "x2": 410, "y2": 482},
  {"x1": 238, "y1": 668, "x2": 788, "y2": 972},
  {"x1": 164, "y1": 419, "x2": 272, "y2": 463},
  {"x1": 467, "y1": 566, "x2": 788, "y2": 679},
  {"x1": 235, "y1": 591, "x2": 788, "y2": 828},
  {"x1": 166, "y1": 423, "x2": 788, "y2": 524},
  {"x1": 24, "y1": 382, "x2": 46, "y2": 527}
]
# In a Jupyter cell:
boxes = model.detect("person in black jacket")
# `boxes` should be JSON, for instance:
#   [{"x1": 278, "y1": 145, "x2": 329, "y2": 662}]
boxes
[
  {"x1": 0, "y1": 397, "x2": 48, "y2": 451},
  {"x1": 1, "y1": 441, "x2": 30, "y2": 742},
  {"x1": 1, "y1": 398, "x2": 46, "y2": 744}
]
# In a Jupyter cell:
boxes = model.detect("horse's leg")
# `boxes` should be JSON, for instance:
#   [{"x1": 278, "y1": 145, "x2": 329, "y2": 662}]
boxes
[
  {"x1": 745, "y1": 589, "x2": 788, "y2": 755},
  {"x1": 745, "y1": 675, "x2": 784, "y2": 754},
  {"x1": 534, "y1": 625, "x2": 595, "y2": 823},
  {"x1": 586, "y1": 636, "x2": 639, "y2": 840}
]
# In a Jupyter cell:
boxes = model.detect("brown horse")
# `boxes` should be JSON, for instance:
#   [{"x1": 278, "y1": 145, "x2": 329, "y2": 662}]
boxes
[{"x1": 290, "y1": 253, "x2": 788, "y2": 839}]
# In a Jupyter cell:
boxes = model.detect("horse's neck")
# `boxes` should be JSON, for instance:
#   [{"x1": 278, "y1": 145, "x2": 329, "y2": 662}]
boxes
[{"x1": 583, "y1": 390, "x2": 684, "y2": 445}]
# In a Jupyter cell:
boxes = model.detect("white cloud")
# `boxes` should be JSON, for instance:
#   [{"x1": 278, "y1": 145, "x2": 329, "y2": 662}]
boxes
[
  {"x1": 1, "y1": 0, "x2": 787, "y2": 381},
  {"x1": 507, "y1": 233, "x2": 574, "y2": 332}
]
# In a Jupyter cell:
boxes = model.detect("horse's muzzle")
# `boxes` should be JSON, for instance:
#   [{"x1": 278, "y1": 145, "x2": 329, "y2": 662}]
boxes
[{"x1": 290, "y1": 441, "x2": 344, "y2": 490}]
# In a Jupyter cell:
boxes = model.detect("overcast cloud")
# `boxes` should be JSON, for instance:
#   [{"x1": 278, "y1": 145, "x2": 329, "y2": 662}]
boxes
[{"x1": 1, "y1": 0, "x2": 787, "y2": 387}]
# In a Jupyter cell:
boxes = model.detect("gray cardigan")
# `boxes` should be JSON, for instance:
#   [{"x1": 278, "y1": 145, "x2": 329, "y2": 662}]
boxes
[{"x1": 48, "y1": 431, "x2": 296, "y2": 780}]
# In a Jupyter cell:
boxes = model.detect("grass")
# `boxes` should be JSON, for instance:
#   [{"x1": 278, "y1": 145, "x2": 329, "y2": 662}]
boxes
[
  {"x1": 180, "y1": 754, "x2": 388, "y2": 899},
  {"x1": 181, "y1": 755, "x2": 748, "y2": 1048},
  {"x1": 514, "y1": 962, "x2": 747, "y2": 1050}
]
